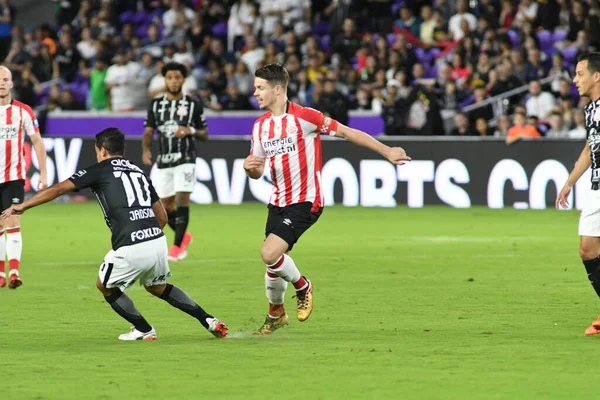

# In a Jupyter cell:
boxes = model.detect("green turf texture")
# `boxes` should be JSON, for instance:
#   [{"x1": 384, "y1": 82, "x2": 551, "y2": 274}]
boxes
[{"x1": 0, "y1": 202, "x2": 595, "y2": 399}]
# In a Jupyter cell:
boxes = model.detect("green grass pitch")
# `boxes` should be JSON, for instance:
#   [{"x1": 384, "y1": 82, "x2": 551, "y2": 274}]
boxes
[{"x1": 0, "y1": 202, "x2": 597, "y2": 399}]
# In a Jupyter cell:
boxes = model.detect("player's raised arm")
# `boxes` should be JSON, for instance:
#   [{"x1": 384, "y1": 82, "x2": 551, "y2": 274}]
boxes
[
  {"x1": 1, "y1": 179, "x2": 76, "y2": 218},
  {"x1": 333, "y1": 123, "x2": 411, "y2": 165}
]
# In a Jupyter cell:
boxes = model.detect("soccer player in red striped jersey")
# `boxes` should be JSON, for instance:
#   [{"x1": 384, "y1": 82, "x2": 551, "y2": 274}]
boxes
[
  {"x1": 244, "y1": 64, "x2": 411, "y2": 335},
  {"x1": 0, "y1": 66, "x2": 48, "y2": 289}
]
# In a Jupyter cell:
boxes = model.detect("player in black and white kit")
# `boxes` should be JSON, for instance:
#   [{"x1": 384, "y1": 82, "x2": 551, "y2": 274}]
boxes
[
  {"x1": 557, "y1": 52, "x2": 600, "y2": 335},
  {"x1": 142, "y1": 62, "x2": 207, "y2": 261},
  {"x1": 2, "y1": 128, "x2": 227, "y2": 340}
]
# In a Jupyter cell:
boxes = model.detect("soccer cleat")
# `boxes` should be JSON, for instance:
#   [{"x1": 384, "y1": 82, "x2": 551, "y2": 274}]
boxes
[
  {"x1": 8, "y1": 271, "x2": 22, "y2": 289},
  {"x1": 584, "y1": 317, "x2": 600, "y2": 335},
  {"x1": 294, "y1": 279, "x2": 313, "y2": 322},
  {"x1": 0, "y1": 274, "x2": 5, "y2": 288},
  {"x1": 118, "y1": 326, "x2": 157, "y2": 341},
  {"x1": 206, "y1": 317, "x2": 228, "y2": 338},
  {"x1": 168, "y1": 245, "x2": 181, "y2": 261},
  {"x1": 253, "y1": 313, "x2": 289, "y2": 336},
  {"x1": 180, "y1": 232, "x2": 193, "y2": 252}
]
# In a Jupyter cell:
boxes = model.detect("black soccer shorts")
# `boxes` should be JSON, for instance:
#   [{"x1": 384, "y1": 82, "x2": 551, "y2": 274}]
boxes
[
  {"x1": 265, "y1": 202, "x2": 323, "y2": 251},
  {"x1": 0, "y1": 179, "x2": 25, "y2": 212}
]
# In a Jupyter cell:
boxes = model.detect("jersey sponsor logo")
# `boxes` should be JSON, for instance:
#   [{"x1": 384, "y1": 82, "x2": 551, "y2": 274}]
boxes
[
  {"x1": 111, "y1": 158, "x2": 142, "y2": 172},
  {"x1": 11, "y1": 197, "x2": 20, "y2": 203},
  {"x1": 157, "y1": 120, "x2": 180, "y2": 138},
  {"x1": 72, "y1": 169, "x2": 87, "y2": 178},
  {"x1": 129, "y1": 208, "x2": 156, "y2": 221},
  {"x1": 158, "y1": 153, "x2": 182, "y2": 163},
  {"x1": 130, "y1": 227, "x2": 162, "y2": 242},
  {"x1": 263, "y1": 137, "x2": 297, "y2": 157},
  {"x1": 589, "y1": 128, "x2": 600, "y2": 146},
  {"x1": 0, "y1": 126, "x2": 18, "y2": 139}
]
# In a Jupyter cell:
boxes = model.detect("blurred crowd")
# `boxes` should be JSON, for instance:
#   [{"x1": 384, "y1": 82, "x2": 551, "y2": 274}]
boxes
[{"x1": 1, "y1": 0, "x2": 599, "y2": 138}]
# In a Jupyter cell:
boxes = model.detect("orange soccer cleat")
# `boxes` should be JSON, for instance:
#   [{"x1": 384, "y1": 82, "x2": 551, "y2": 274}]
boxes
[
  {"x1": 585, "y1": 316, "x2": 600, "y2": 335},
  {"x1": 168, "y1": 245, "x2": 182, "y2": 261}
]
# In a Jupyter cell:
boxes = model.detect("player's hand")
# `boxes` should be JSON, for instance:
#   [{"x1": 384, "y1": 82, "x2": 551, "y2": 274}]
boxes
[
  {"x1": 244, "y1": 155, "x2": 266, "y2": 171},
  {"x1": 142, "y1": 150, "x2": 152, "y2": 166},
  {"x1": 1, "y1": 204, "x2": 24, "y2": 219},
  {"x1": 384, "y1": 147, "x2": 411, "y2": 165},
  {"x1": 175, "y1": 127, "x2": 191, "y2": 138},
  {"x1": 556, "y1": 184, "x2": 572, "y2": 209},
  {"x1": 37, "y1": 173, "x2": 48, "y2": 191}
]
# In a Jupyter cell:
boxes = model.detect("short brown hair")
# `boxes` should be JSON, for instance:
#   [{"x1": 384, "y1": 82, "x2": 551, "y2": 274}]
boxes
[{"x1": 255, "y1": 63, "x2": 289, "y2": 88}]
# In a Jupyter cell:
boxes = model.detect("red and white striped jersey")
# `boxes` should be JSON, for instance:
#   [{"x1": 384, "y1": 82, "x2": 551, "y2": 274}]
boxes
[
  {"x1": 0, "y1": 101, "x2": 40, "y2": 184},
  {"x1": 250, "y1": 102, "x2": 339, "y2": 211}
]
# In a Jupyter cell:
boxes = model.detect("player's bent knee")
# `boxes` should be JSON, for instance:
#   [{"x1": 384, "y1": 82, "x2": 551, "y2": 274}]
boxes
[
  {"x1": 580, "y1": 245, "x2": 599, "y2": 260},
  {"x1": 95, "y1": 279, "x2": 113, "y2": 296},
  {"x1": 261, "y1": 246, "x2": 282, "y2": 265},
  {"x1": 145, "y1": 284, "x2": 166, "y2": 297}
]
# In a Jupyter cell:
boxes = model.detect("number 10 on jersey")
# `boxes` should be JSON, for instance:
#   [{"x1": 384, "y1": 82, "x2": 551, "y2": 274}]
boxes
[{"x1": 114, "y1": 171, "x2": 152, "y2": 207}]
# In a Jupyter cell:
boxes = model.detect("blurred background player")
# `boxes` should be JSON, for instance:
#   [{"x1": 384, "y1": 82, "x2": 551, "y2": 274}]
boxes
[
  {"x1": 0, "y1": 66, "x2": 47, "y2": 289},
  {"x1": 142, "y1": 62, "x2": 208, "y2": 261},
  {"x1": 556, "y1": 52, "x2": 600, "y2": 335},
  {"x1": 2, "y1": 128, "x2": 227, "y2": 340},
  {"x1": 244, "y1": 63, "x2": 410, "y2": 335}
]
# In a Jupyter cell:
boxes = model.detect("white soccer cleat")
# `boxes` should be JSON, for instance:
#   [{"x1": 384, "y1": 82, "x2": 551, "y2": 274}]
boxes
[
  {"x1": 206, "y1": 317, "x2": 228, "y2": 338},
  {"x1": 118, "y1": 326, "x2": 157, "y2": 341}
]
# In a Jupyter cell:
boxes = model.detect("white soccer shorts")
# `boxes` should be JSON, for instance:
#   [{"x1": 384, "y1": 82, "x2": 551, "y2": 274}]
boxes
[
  {"x1": 153, "y1": 163, "x2": 195, "y2": 198},
  {"x1": 98, "y1": 236, "x2": 171, "y2": 290},
  {"x1": 579, "y1": 188, "x2": 600, "y2": 237}
]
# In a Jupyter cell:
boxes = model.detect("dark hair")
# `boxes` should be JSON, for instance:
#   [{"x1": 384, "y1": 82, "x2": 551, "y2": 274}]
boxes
[
  {"x1": 255, "y1": 63, "x2": 289, "y2": 88},
  {"x1": 95, "y1": 128, "x2": 125, "y2": 156},
  {"x1": 161, "y1": 61, "x2": 188, "y2": 78},
  {"x1": 577, "y1": 52, "x2": 600, "y2": 74}
]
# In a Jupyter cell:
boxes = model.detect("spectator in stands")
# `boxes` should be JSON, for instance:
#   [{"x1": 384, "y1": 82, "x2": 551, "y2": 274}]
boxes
[
  {"x1": 510, "y1": 49, "x2": 528, "y2": 84},
  {"x1": 331, "y1": 19, "x2": 360, "y2": 65},
  {"x1": 87, "y1": 59, "x2": 109, "y2": 111},
  {"x1": 198, "y1": 83, "x2": 222, "y2": 111},
  {"x1": 525, "y1": 48, "x2": 548, "y2": 83},
  {"x1": 0, "y1": 0, "x2": 14, "y2": 62},
  {"x1": 475, "y1": 117, "x2": 492, "y2": 136},
  {"x1": 315, "y1": 78, "x2": 349, "y2": 125},
  {"x1": 228, "y1": 0, "x2": 257, "y2": 51},
  {"x1": 569, "y1": 108, "x2": 587, "y2": 139},
  {"x1": 163, "y1": 0, "x2": 195, "y2": 33},
  {"x1": 567, "y1": 1, "x2": 587, "y2": 43},
  {"x1": 448, "y1": 0, "x2": 477, "y2": 41},
  {"x1": 59, "y1": 88, "x2": 85, "y2": 111},
  {"x1": 559, "y1": 95, "x2": 575, "y2": 127},
  {"x1": 506, "y1": 111, "x2": 541, "y2": 144},
  {"x1": 77, "y1": 27, "x2": 96, "y2": 63},
  {"x1": 478, "y1": 0, "x2": 499, "y2": 29},
  {"x1": 469, "y1": 86, "x2": 494, "y2": 122},
  {"x1": 13, "y1": 68, "x2": 42, "y2": 108},
  {"x1": 4, "y1": 39, "x2": 32, "y2": 82},
  {"x1": 546, "y1": 111, "x2": 570, "y2": 138},
  {"x1": 324, "y1": 0, "x2": 352, "y2": 35},
  {"x1": 173, "y1": 39, "x2": 194, "y2": 67},
  {"x1": 220, "y1": 82, "x2": 252, "y2": 111},
  {"x1": 525, "y1": 80, "x2": 556, "y2": 121},
  {"x1": 239, "y1": 35, "x2": 265, "y2": 74},
  {"x1": 395, "y1": 5, "x2": 421, "y2": 38},
  {"x1": 491, "y1": 61, "x2": 523, "y2": 104},
  {"x1": 142, "y1": 24, "x2": 164, "y2": 59},
  {"x1": 494, "y1": 114, "x2": 511, "y2": 137},
  {"x1": 548, "y1": 53, "x2": 571, "y2": 93},
  {"x1": 450, "y1": 111, "x2": 477, "y2": 135},
  {"x1": 474, "y1": 51, "x2": 496, "y2": 90},
  {"x1": 513, "y1": 0, "x2": 539, "y2": 28},
  {"x1": 351, "y1": 87, "x2": 373, "y2": 111},
  {"x1": 499, "y1": 0, "x2": 515, "y2": 32},
  {"x1": 53, "y1": 32, "x2": 82, "y2": 83},
  {"x1": 260, "y1": 0, "x2": 285, "y2": 39},
  {"x1": 104, "y1": 49, "x2": 139, "y2": 112},
  {"x1": 439, "y1": 79, "x2": 461, "y2": 110},
  {"x1": 419, "y1": 4, "x2": 436, "y2": 47}
]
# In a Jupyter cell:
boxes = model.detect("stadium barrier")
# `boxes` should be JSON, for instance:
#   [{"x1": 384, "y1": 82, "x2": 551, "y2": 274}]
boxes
[{"x1": 26, "y1": 136, "x2": 590, "y2": 210}]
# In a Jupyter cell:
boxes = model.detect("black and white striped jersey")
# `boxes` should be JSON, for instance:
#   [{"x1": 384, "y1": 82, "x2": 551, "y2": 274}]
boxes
[
  {"x1": 144, "y1": 94, "x2": 207, "y2": 169},
  {"x1": 585, "y1": 98, "x2": 600, "y2": 189}
]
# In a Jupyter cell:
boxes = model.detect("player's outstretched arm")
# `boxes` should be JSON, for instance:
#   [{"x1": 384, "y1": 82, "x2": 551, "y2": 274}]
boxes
[
  {"x1": 244, "y1": 155, "x2": 266, "y2": 179},
  {"x1": 334, "y1": 124, "x2": 411, "y2": 165},
  {"x1": 556, "y1": 142, "x2": 591, "y2": 209},
  {"x1": 30, "y1": 133, "x2": 48, "y2": 191},
  {"x1": 152, "y1": 199, "x2": 168, "y2": 230},
  {"x1": 1, "y1": 179, "x2": 76, "y2": 218}
]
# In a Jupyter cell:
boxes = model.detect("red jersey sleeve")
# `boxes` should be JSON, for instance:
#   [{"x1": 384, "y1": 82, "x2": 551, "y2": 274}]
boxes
[{"x1": 296, "y1": 106, "x2": 339, "y2": 136}]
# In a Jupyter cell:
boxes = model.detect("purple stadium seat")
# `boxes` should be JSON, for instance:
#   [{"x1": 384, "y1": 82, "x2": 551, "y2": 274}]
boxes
[
  {"x1": 563, "y1": 46, "x2": 578, "y2": 64},
  {"x1": 391, "y1": 2, "x2": 404, "y2": 15},
  {"x1": 133, "y1": 11, "x2": 147, "y2": 25},
  {"x1": 249, "y1": 96, "x2": 260, "y2": 110},
  {"x1": 415, "y1": 47, "x2": 426, "y2": 61},
  {"x1": 507, "y1": 30, "x2": 519, "y2": 48},
  {"x1": 312, "y1": 21, "x2": 329, "y2": 36},
  {"x1": 119, "y1": 10, "x2": 135, "y2": 24},
  {"x1": 320, "y1": 35, "x2": 330, "y2": 51},
  {"x1": 458, "y1": 95, "x2": 475, "y2": 109},
  {"x1": 552, "y1": 29, "x2": 568, "y2": 43},
  {"x1": 387, "y1": 33, "x2": 397, "y2": 46},
  {"x1": 136, "y1": 24, "x2": 149, "y2": 39},
  {"x1": 425, "y1": 63, "x2": 439, "y2": 78},
  {"x1": 211, "y1": 22, "x2": 227, "y2": 37},
  {"x1": 536, "y1": 30, "x2": 552, "y2": 52}
]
